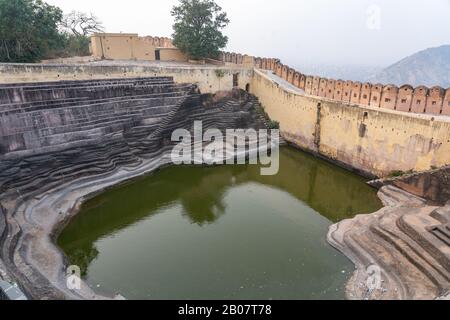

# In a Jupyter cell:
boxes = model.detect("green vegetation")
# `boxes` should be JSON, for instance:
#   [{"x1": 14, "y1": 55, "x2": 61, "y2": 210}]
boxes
[
  {"x1": 215, "y1": 69, "x2": 225, "y2": 78},
  {"x1": 268, "y1": 120, "x2": 280, "y2": 130},
  {"x1": 59, "y1": 11, "x2": 104, "y2": 58},
  {"x1": 0, "y1": 1, "x2": 103, "y2": 62},
  {"x1": 389, "y1": 170, "x2": 405, "y2": 177},
  {"x1": 59, "y1": 34, "x2": 91, "y2": 57},
  {"x1": 255, "y1": 104, "x2": 279, "y2": 129},
  {"x1": 389, "y1": 169, "x2": 414, "y2": 178},
  {"x1": 171, "y1": 0, "x2": 229, "y2": 60},
  {"x1": 0, "y1": 0, "x2": 64, "y2": 62}
]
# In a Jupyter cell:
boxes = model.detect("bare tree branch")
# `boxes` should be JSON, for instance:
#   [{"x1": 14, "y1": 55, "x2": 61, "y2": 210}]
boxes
[{"x1": 60, "y1": 11, "x2": 104, "y2": 36}]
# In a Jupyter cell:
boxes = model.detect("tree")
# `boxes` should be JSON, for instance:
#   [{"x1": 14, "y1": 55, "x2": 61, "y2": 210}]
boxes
[
  {"x1": 60, "y1": 33, "x2": 92, "y2": 57},
  {"x1": 61, "y1": 11, "x2": 104, "y2": 37},
  {"x1": 171, "y1": 0, "x2": 229, "y2": 60},
  {"x1": 59, "y1": 11, "x2": 104, "y2": 57},
  {"x1": 0, "y1": 0, "x2": 64, "y2": 62}
]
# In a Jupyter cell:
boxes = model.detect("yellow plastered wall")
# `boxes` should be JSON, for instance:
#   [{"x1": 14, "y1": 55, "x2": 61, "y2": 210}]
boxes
[
  {"x1": 158, "y1": 48, "x2": 188, "y2": 62},
  {"x1": 91, "y1": 33, "x2": 138, "y2": 60},
  {"x1": 249, "y1": 71, "x2": 318, "y2": 152},
  {"x1": 0, "y1": 64, "x2": 253, "y2": 94},
  {"x1": 250, "y1": 70, "x2": 450, "y2": 177},
  {"x1": 90, "y1": 34, "x2": 188, "y2": 62},
  {"x1": 91, "y1": 33, "x2": 157, "y2": 61},
  {"x1": 1, "y1": 63, "x2": 449, "y2": 177},
  {"x1": 132, "y1": 38, "x2": 157, "y2": 60}
]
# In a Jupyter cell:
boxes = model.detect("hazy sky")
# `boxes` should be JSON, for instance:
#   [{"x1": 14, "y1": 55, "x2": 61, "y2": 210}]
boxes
[{"x1": 46, "y1": 0, "x2": 450, "y2": 68}]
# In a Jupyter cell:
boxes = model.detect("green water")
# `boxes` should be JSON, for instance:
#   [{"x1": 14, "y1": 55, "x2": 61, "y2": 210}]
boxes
[{"x1": 58, "y1": 146, "x2": 381, "y2": 300}]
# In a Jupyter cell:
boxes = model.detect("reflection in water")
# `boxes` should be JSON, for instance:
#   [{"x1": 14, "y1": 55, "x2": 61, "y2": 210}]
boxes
[{"x1": 58, "y1": 146, "x2": 381, "y2": 299}]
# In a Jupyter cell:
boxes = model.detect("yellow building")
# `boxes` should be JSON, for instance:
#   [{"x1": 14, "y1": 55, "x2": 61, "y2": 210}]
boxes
[{"x1": 90, "y1": 33, "x2": 188, "y2": 62}]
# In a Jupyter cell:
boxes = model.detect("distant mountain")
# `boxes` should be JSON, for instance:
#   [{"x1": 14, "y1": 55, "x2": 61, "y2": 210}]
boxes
[
  {"x1": 368, "y1": 45, "x2": 450, "y2": 88},
  {"x1": 293, "y1": 63, "x2": 382, "y2": 83}
]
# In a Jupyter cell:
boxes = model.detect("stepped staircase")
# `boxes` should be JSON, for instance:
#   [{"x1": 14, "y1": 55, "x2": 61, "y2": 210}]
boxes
[
  {"x1": 328, "y1": 185, "x2": 450, "y2": 300},
  {"x1": 0, "y1": 77, "x2": 271, "y2": 203}
]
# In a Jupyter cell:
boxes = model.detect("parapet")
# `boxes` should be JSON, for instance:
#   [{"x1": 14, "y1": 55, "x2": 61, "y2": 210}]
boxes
[
  {"x1": 219, "y1": 50, "x2": 450, "y2": 117},
  {"x1": 90, "y1": 33, "x2": 182, "y2": 62}
]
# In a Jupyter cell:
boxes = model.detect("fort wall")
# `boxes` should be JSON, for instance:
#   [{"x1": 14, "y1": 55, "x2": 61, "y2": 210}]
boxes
[
  {"x1": 157, "y1": 48, "x2": 188, "y2": 62},
  {"x1": 220, "y1": 51, "x2": 450, "y2": 118},
  {"x1": 250, "y1": 69, "x2": 450, "y2": 177},
  {"x1": 90, "y1": 33, "x2": 186, "y2": 62},
  {"x1": 88, "y1": 34, "x2": 450, "y2": 116},
  {"x1": 0, "y1": 63, "x2": 252, "y2": 94},
  {"x1": 1, "y1": 34, "x2": 450, "y2": 302},
  {"x1": 1, "y1": 61, "x2": 450, "y2": 177}
]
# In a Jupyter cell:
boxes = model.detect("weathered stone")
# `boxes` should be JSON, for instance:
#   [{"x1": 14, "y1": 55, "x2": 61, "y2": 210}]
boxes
[
  {"x1": 328, "y1": 185, "x2": 450, "y2": 300},
  {"x1": 370, "y1": 166, "x2": 450, "y2": 206},
  {"x1": 0, "y1": 77, "x2": 269, "y2": 300}
]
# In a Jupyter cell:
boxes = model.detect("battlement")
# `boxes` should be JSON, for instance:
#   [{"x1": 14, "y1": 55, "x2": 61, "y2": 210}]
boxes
[
  {"x1": 86, "y1": 31, "x2": 450, "y2": 115},
  {"x1": 219, "y1": 52, "x2": 450, "y2": 117},
  {"x1": 87, "y1": 33, "x2": 450, "y2": 116},
  {"x1": 90, "y1": 33, "x2": 185, "y2": 62}
]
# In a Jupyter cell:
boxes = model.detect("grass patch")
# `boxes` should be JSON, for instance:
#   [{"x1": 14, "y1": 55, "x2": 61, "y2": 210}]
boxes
[
  {"x1": 267, "y1": 120, "x2": 280, "y2": 130},
  {"x1": 389, "y1": 169, "x2": 414, "y2": 178}
]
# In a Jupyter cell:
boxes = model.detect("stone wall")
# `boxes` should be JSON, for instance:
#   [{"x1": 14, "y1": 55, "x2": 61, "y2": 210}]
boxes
[
  {"x1": 1, "y1": 62, "x2": 450, "y2": 178},
  {"x1": 250, "y1": 69, "x2": 450, "y2": 177},
  {"x1": 157, "y1": 48, "x2": 188, "y2": 62},
  {"x1": 90, "y1": 33, "x2": 181, "y2": 61},
  {"x1": 370, "y1": 166, "x2": 450, "y2": 205},
  {"x1": 0, "y1": 63, "x2": 253, "y2": 94},
  {"x1": 220, "y1": 52, "x2": 450, "y2": 117},
  {"x1": 88, "y1": 35, "x2": 449, "y2": 114}
]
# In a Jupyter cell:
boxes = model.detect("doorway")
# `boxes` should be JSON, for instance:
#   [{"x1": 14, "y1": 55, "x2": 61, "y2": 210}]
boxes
[{"x1": 233, "y1": 73, "x2": 239, "y2": 87}]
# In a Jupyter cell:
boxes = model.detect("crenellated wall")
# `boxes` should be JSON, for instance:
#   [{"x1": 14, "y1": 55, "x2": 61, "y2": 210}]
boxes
[
  {"x1": 1, "y1": 58, "x2": 449, "y2": 177},
  {"x1": 1, "y1": 52, "x2": 449, "y2": 300},
  {"x1": 87, "y1": 35, "x2": 450, "y2": 115},
  {"x1": 219, "y1": 51, "x2": 450, "y2": 117},
  {"x1": 90, "y1": 33, "x2": 183, "y2": 61},
  {"x1": 250, "y1": 69, "x2": 450, "y2": 177}
]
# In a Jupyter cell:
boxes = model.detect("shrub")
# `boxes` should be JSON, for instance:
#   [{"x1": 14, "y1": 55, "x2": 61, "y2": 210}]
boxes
[
  {"x1": 268, "y1": 120, "x2": 280, "y2": 130},
  {"x1": 215, "y1": 69, "x2": 225, "y2": 78}
]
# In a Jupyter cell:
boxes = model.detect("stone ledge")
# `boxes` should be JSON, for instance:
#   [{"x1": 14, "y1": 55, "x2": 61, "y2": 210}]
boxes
[{"x1": 328, "y1": 185, "x2": 450, "y2": 300}]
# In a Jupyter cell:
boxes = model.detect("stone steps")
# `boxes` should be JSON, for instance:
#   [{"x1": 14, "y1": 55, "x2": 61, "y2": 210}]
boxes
[
  {"x1": 0, "y1": 87, "x2": 192, "y2": 114},
  {"x1": 0, "y1": 80, "x2": 268, "y2": 197},
  {"x1": 248, "y1": 95, "x2": 286, "y2": 144},
  {"x1": 0, "y1": 77, "x2": 197, "y2": 154},
  {"x1": 0, "y1": 79, "x2": 172, "y2": 89},
  {"x1": 371, "y1": 213, "x2": 450, "y2": 291},
  {"x1": 398, "y1": 212, "x2": 450, "y2": 272},
  {"x1": 328, "y1": 185, "x2": 450, "y2": 300},
  {"x1": 0, "y1": 85, "x2": 191, "y2": 115},
  {"x1": 0, "y1": 77, "x2": 175, "y2": 105},
  {"x1": 0, "y1": 76, "x2": 173, "y2": 88},
  {"x1": 431, "y1": 227, "x2": 450, "y2": 246},
  {"x1": 0, "y1": 82, "x2": 275, "y2": 299},
  {"x1": 31, "y1": 103, "x2": 178, "y2": 135}
]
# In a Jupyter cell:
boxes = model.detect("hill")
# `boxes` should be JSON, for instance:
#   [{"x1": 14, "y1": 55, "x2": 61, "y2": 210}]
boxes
[{"x1": 368, "y1": 45, "x2": 450, "y2": 88}]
